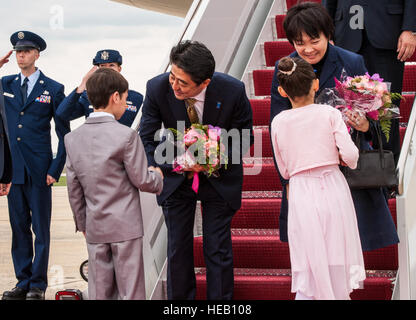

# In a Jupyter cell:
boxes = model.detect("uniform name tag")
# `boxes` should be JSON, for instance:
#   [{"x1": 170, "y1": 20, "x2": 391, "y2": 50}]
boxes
[
  {"x1": 35, "y1": 95, "x2": 51, "y2": 104},
  {"x1": 3, "y1": 92, "x2": 14, "y2": 98}
]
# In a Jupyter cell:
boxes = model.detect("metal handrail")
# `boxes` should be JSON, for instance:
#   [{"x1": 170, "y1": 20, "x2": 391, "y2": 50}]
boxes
[{"x1": 397, "y1": 95, "x2": 416, "y2": 195}]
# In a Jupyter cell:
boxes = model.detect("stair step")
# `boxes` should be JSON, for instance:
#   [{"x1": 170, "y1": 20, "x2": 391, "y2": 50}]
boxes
[
  {"x1": 195, "y1": 268, "x2": 395, "y2": 300},
  {"x1": 264, "y1": 41, "x2": 294, "y2": 67},
  {"x1": 402, "y1": 65, "x2": 416, "y2": 92},
  {"x1": 400, "y1": 94, "x2": 415, "y2": 123},
  {"x1": 232, "y1": 197, "x2": 397, "y2": 235},
  {"x1": 250, "y1": 98, "x2": 271, "y2": 126},
  {"x1": 252, "y1": 69, "x2": 274, "y2": 97},
  {"x1": 274, "y1": 15, "x2": 286, "y2": 39},
  {"x1": 194, "y1": 229, "x2": 397, "y2": 270},
  {"x1": 194, "y1": 230, "x2": 290, "y2": 269},
  {"x1": 243, "y1": 159, "x2": 282, "y2": 191},
  {"x1": 245, "y1": 127, "x2": 273, "y2": 158},
  {"x1": 233, "y1": 197, "x2": 281, "y2": 229}
]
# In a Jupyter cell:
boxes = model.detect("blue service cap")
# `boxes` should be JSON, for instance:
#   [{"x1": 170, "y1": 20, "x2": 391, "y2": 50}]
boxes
[
  {"x1": 93, "y1": 49, "x2": 123, "y2": 65},
  {"x1": 10, "y1": 31, "x2": 47, "y2": 52}
]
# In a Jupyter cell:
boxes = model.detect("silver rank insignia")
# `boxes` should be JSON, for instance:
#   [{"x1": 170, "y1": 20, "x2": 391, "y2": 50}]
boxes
[
  {"x1": 101, "y1": 51, "x2": 109, "y2": 60},
  {"x1": 18, "y1": 32, "x2": 25, "y2": 39}
]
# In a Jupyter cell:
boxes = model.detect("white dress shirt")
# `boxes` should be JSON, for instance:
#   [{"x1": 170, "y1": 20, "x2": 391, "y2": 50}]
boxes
[{"x1": 190, "y1": 87, "x2": 206, "y2": 123}]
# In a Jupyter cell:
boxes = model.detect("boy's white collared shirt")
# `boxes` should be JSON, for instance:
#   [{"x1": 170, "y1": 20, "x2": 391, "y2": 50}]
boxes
[{"x1": 89, "y1": 111, "x2": 115, "y2": 119}]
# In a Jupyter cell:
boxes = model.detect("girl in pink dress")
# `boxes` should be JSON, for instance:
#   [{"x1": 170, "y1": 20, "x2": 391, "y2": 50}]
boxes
[{"x1": 270, "y1": 57, "x2": 366, "y2": 300}]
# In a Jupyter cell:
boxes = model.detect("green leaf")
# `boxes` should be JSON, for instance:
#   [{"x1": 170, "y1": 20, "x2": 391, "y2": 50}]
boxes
[{"x1": 379, "y1": 118, "x2": 392, "y2": 142}]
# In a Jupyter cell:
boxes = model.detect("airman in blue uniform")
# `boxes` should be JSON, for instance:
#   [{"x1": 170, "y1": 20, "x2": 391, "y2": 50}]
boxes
[
  {"x1": 56, "y1": 49, "x2": 143, "y2": 127},
  {"x1": 1, "y1": 31, "x2": 70, "y2": 300}
]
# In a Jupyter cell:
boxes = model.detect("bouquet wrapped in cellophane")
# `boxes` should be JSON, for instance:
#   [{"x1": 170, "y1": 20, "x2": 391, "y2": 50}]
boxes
[
  {"x1": 317, "y1": 70, "x2": 402, "y2": 141},
  {"x1": 169, "y1": 123, "x2": 228, "y2": 193}
]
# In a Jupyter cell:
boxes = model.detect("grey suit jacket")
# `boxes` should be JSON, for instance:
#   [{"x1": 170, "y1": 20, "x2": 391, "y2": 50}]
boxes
[{"x1": 64, "y1": 116, "x2": 163, "y2": 244}]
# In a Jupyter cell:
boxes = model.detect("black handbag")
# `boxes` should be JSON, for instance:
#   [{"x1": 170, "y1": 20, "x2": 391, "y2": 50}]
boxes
[{"x1": 341, "y1": 124, "x2": 398, "y2": 189}]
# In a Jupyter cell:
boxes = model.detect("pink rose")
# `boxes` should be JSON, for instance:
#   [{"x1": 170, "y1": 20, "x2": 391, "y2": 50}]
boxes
[
  {"x1": 205, "y1": 141, "x2": 218, "y2": 155},
  {"x1": 184, "y1": 128, "x2": 207, "y2": 146}
]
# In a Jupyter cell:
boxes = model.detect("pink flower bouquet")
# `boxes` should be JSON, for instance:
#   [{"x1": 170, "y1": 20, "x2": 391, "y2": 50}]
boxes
[
  {"x1": 317, "y1": 70, "x2": 401, "y2": 141},
  {"x1": 170, "y1": 123, "x2": 228, "y2": 193}
]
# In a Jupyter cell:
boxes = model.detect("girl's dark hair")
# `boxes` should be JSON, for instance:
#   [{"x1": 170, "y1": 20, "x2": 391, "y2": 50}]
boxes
[
  {"x1": 277, "y1": 56, "x2": 316, "y2": 99},
  {"x1": 86, "y1": 68, "x2": 129, "y2": 109},
  {"x1": 169, "y1": 40, "x2": 215, "y2": 85},
  {"x1": 283, "y1": 2, "x2": 334, "y2": 45}
]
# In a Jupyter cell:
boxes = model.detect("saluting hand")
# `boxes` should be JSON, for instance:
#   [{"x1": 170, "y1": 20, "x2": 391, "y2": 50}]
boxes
[
  {"x1": 0, "y1": 50, "x2": 13, "y2": 68},
  {"x1": 76, "y1": 66, "x2": 99, "y2": 93}
]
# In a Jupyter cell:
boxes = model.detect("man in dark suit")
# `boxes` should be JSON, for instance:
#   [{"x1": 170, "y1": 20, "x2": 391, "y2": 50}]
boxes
[
  {"x1": 1, "y1": 31, "x2": 70, "y2": 300},
  {"x1": 139, "y1": 40, "x2": 253, "y2": 300},
  {"x1": 323, "y1": 0, "x2": 416, "y2": 164},
  {"x1": 0, "y1": 51, "x2": 13, "y2": 195}
]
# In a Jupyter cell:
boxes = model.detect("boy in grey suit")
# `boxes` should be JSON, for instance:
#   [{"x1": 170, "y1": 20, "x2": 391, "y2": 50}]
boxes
[{"x1": 64, "y1": 68, "x2": 163, "y2": 300}]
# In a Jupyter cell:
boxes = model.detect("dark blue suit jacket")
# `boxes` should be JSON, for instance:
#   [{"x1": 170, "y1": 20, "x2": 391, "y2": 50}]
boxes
[
  {"x1": 323, "y1": 0, "x2": 416, "y2": 51},
  {"x1": 139, "y1": 72, "x2": 253, "y2": 211},
  {"x1": 56, "y1": 88, "x2": 143, "y2": 127},
  {"x1": 0, "y1": 81, "x2": 12, "y2": 183},
  {"x1": 1, "y1": 71, "x2": 70, "y2": 186}
]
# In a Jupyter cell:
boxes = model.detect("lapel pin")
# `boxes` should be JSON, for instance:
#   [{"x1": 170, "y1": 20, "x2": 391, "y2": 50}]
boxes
[
  {"x1": 39, "y1": 80, "x2": 44, "y2": 84},
  {"x1": 15, "y1": 77, "x2": 19, "y2": 81},
  {"x1": 43, "y1": 90, "x2": 49, "y2": 95},
  {"x1": 3, "y1": 92, "x2": 14, "y2": 98}
]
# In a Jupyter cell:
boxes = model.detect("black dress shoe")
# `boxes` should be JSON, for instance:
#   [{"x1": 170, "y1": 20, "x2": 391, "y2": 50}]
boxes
[
  {"x1": 26, "y1": 287, "x2": 45, "y2": 300},
  {"x1": 2, "y1": 287, "x2": 28, "y2": 300}
]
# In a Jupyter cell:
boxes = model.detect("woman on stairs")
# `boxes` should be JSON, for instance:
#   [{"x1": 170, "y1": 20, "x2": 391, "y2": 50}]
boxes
[
  {"x1": 271, "y1": 56, "x2": 366, "y2": 300},
  {"x1": 270, "y1": 1, "x2": 399, "y2": 253}
]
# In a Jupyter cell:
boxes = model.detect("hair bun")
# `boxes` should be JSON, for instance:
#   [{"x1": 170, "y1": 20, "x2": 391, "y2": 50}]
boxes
[{"x1": 278, "y1": 57, "x2": 297, "y2": 75}]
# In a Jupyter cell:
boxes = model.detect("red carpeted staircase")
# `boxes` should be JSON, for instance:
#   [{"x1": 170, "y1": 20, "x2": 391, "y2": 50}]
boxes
[{"x1": 194, "y1": 0, "x2": 415, "y2": 300}]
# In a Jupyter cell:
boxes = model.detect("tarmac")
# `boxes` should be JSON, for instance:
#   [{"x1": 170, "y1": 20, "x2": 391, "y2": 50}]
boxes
[{"x1": 0, "y1": 186, "x2": 88, "y2": 300}]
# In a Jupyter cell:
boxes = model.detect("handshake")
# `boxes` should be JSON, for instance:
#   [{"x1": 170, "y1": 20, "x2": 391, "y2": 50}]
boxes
[{"x1": 148, "y1": 166, "x2": 164, "y2": 179}]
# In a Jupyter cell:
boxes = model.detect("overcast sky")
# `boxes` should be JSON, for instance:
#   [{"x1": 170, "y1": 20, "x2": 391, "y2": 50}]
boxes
[
  {"x1": 0, "y1": 0, "x2": 183, "y2": 95},
  {"x1": 0, "y1": 0, "x2": 184, "y2": 149}
]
